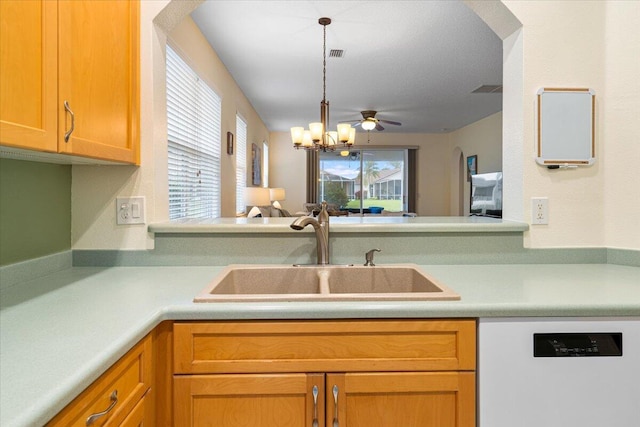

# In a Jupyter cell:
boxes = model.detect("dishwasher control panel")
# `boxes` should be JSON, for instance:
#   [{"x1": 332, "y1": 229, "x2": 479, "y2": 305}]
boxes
[{"x1": 534, "y1": 332, "x2": 622, "y2": 357}]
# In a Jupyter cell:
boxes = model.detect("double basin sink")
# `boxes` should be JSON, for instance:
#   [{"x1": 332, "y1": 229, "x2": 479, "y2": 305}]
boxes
[{"x1": 195, "y1": 264, "x2": 460, "y2": 302}]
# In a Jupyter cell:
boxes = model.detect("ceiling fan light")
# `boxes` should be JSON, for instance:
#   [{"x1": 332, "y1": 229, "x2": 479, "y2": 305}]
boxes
[
  {"x1": 337, "y1": 123, "x2": 351, "y2": 142},
  {"x1": 340, "y1": 150, "x2": 350, "y2": 157},
  {"x1": 291, "y1": 127, "x2": 304, "y2": 146},
  {"x1": 361, "y1": 119, "x2": 376, "y2": 131}
]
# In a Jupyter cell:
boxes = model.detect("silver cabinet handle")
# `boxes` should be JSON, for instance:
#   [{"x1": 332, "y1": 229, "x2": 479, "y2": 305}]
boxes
[
  {"x1": 332, "y1": 385, "x2": 339, "y2": 427},
  {"x1": 86, "y1": 390, "x2": 117, "y2": 426},
  {"x1": 312, "y1": 385, "x2": 319, "y2": 427},
  {"x1": 63, "y1": 100, "x2": 75, "y2": 142}
]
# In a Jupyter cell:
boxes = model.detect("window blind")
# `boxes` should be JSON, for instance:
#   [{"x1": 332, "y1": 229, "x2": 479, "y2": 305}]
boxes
[
  {"x1": 235, "y1": 115, "x2": 247, "y2": 214},
  {"x1": 166, "y1": 45, "x2": 221, "y2": 220}
]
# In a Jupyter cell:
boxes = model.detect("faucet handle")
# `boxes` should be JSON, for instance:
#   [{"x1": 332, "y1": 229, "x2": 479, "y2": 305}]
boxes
[
  {"x1": 318, "y1": 200, "x2": 329, "y2": 222},
  {"x1": 364, "y1": 248, "x2": 381, "y2": 266}
]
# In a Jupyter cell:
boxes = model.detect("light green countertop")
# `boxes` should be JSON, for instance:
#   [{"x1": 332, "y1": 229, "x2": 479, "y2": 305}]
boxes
[{"x1": 1, "y1": 264, "x2": 639, "y2": 427}]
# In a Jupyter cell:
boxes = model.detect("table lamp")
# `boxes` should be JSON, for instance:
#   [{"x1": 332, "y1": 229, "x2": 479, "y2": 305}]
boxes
[{"x1": 244, "y1": 187, "x2": 270, "y2": 218}]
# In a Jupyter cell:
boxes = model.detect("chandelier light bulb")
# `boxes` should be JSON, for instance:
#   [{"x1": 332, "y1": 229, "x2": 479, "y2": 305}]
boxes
[
  {"x1": 309, "y1": 122, "x2": 323, "y2": 142},
  {"x1": 347, "y1": 127, "x2": 356, "y2": 145},
  {"x1": 302, "y1": 130, "x2": 313, "y2": 147},
  {"x1": 290, "y1": 127, "x2": 304, "y2": 146},
  {"x1": 337, "y1": 123, "x2": 351, "y2": 142}
]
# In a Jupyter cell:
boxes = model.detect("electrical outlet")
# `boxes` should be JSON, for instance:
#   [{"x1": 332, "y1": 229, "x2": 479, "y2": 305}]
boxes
[
  {"x1": 531, "y1": 197, "x2": 548, "y2": 225},
  {"x1": 116, "y1": 197, "x2": 145, "y2": 225}
]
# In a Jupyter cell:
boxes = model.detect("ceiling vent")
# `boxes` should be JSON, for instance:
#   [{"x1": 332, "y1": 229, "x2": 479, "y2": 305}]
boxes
[
  {"x1": 472, "y1": 85, "x2": 503, "y2": 94},
  {"x1": 329, "y1": 49, "x2": 345, "y2": 58}
]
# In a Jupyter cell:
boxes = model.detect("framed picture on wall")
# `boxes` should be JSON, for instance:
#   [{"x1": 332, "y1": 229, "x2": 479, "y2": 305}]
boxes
[
  {"x1": 252, "y1": 143, "x2": 261, "y2": 185},
  {"x1": 467, "y1": 155, "x2": 477, "y2": 182},
  {"x1": 226, "y1": 132, "x2": 234, "y2": 155}
]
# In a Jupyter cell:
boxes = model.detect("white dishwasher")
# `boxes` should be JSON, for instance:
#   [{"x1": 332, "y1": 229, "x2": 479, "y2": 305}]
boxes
[{"x1": 479, "y1": 317, "x2": 640, "y2": 427}]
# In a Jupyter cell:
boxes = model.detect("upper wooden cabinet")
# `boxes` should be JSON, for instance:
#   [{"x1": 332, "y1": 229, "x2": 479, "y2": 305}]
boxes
[
  {"x1": 0, "y1": 0, "x2": 58, "y2": 152},
  {"x1": 0, "y1": 0, "x2": 140, "y2": 164}
]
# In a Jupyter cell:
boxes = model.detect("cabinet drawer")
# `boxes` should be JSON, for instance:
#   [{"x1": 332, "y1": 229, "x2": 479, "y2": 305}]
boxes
[
  {"x1": 174, "y1": 320, "x2": 476, "y2": 374},
  {"x1": 47, "y1": 334, "x2": 152, "y2": 427}
]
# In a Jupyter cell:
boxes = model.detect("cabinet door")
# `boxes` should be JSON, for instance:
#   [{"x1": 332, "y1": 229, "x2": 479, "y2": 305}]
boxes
[
  {"x1": 58, "y1": 0, "x2": 139, "y2": 164},
  {"x1": 0, "y1": 0, "x2": 58, "y2": 152},
  {"x1": 327, "y1": 372, "x2": 475, "y2": 427},
  {"x1": 174, "y1": 373, "x2": 324, "y2": 427}
]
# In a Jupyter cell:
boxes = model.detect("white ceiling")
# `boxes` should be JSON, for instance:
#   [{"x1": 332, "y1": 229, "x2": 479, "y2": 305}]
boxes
[{"x1": 191, "y1": 0, "x2": 502, "y2": 134}]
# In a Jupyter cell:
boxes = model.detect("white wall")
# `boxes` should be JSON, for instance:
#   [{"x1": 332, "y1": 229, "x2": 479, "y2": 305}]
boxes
[
  {"x1": 270, "y1": 131, "x2": 452, "y2": 216},
  {"x1": 504, "y1": 0, "x2": 607, "y2": 248},
  {"x1": 602, "y1": 1, "x2": 640, "y2": 250}
]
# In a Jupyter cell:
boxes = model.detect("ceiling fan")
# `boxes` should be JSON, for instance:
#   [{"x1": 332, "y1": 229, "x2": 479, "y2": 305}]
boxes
[{"x1": 343, "y1": 110, "x2": 402, "y2": 132}]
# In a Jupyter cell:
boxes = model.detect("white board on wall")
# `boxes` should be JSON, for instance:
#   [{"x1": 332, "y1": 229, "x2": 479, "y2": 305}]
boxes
[{"x1": 536, "y1": 88, "x2": 595, "y2": 167}]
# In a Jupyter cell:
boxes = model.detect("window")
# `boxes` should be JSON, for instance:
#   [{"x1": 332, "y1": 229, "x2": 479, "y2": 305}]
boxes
[
  {"x1": 318, "y1": 148, "x2": 415, "y2": 213},
  {"x1": 235, "y1": 115, "x2": 247, "y2": 214},
  {"x1": 166, "y1": 45, "x2": 221, "y2": 220}
]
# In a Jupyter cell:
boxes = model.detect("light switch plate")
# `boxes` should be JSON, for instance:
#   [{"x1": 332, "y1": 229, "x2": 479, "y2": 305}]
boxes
[{"x1": 116, "y1": 197, "x2": 145, "y2": 225}]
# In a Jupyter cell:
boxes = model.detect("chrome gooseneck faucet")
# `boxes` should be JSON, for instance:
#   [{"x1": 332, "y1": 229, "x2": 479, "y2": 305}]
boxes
[{"x1": 290, "y1": 201, "x2": 330, "y2": 265}]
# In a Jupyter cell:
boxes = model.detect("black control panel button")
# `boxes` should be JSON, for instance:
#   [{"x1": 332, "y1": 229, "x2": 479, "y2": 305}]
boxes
[{"x1": 533, "y1": 333, "x2": 622, "y2": 357}]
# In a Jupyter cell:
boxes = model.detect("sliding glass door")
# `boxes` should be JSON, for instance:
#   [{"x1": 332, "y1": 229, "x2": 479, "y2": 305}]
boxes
[{"x1": 318, "y1": 149, "x2": 409, "y2": 213}]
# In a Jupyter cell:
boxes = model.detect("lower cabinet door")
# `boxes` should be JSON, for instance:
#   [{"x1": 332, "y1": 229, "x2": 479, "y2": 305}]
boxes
[
  {"x1": 327, "y1": 372, "x2": 475, "y2": 427},
  {"x1": 174, "y1": 373, "x2": 324, "y2": 427}
]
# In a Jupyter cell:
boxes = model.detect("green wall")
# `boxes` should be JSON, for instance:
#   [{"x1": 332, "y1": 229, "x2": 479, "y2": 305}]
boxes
[{"x1": 0, "y1": 159, "x2": 71, "y2": 266}]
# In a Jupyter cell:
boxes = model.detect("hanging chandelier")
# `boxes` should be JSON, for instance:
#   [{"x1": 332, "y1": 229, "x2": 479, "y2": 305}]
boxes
[{"x1": 291, "y1": 17, "x2": 356, "y2": 151}]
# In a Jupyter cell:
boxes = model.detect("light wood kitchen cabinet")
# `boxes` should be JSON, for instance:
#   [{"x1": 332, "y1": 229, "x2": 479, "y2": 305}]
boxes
[
  {"x1": 46, "y1": 333, "x2": 153, "y2": 427},
  {"x1": 174, "y1": 373, "x2": 325, "y2": 426},
  {"x1": 173, "y1": 320, "x2": 476, "y2": 427},
  {"x1": 0, "y1": 0, "x2": 139, "y2": 164},
  {"x1": 326, "y1": 372, "x2": 475, "y2": 427},
  {"x1": 0, "y1": 0, "x2": 58, "y2": 152}
]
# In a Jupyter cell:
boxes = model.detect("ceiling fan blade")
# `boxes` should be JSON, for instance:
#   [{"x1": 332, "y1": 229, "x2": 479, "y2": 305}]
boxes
[
  {"x1": 351, "y1": 122, "x2": 362, "y2": 128},
  {"x1": 338, "y1": 119, "x2": 362, "y2": 125},
  {"x1": 379, "y1": 119, "x2": 402, "y2": 126},
  {"x1": 375, "y1": 122, "x2": 385, "y2": 131}
]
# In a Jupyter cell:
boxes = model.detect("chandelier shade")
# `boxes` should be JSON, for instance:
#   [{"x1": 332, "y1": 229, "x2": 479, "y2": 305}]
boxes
[{"x1": 291, "y1": 18, "x2": 353, "y2": 152}]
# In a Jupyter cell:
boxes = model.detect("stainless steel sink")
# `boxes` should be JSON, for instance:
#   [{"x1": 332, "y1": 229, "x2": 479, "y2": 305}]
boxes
[{"x1": 194, "y1": 264, "x2": 460, "y2": 302}]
